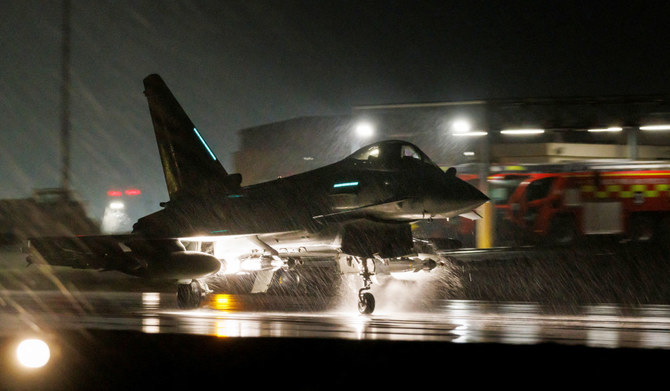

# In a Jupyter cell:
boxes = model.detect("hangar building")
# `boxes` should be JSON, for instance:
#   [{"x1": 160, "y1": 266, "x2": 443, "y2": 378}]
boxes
[{"x1": 234, "y1": 95, "x2": 670, "y2": 185}]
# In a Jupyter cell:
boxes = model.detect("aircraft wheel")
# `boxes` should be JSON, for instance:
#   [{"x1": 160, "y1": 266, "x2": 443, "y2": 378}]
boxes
[
  {"x1": 177, "y1": 280, "x2": 203, "y2": 309},
  {"x1": 358, "y1": 292, "x2": 375, "y2": 314}
]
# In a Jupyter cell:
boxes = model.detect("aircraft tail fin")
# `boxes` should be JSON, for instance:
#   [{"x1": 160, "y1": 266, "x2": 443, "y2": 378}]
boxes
[{"x1": 143, "y1": 74, "x2": 240, "y2": 200}]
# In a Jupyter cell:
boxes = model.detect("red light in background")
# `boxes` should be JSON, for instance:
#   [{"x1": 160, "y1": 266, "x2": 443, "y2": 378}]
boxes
[
  {"x1": 125, "y1": 189, "x2": 142, "y2": 196},
  {"x1": 107, "y1": 190, "x2": 123, "y2": 197}
]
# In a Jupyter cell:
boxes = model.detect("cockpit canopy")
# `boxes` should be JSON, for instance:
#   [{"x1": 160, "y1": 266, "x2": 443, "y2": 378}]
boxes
[{"x1": 348, "y1": 140, "x2": 439, "y2": 170}]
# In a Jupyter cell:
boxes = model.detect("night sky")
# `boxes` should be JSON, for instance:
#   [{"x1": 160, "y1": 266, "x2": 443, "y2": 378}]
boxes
[{"x1": 2, "y1": 1, "x2": 669, "y2": 218}]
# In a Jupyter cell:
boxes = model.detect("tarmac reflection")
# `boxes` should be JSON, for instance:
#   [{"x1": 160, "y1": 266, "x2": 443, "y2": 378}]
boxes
[{"x1": 2, "y1": 291, "x2": 670, "y2": 350}]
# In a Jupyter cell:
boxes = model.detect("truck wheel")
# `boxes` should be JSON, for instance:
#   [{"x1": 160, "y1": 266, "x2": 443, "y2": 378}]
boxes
[
  {"x1": 549, "y1": 217, "x2": 577, "y2": 246},
  {"x1": 629, "y1": 215, "x2": 655, "y2": 242},
  {"x1": 653, "y1": 216, "x2": 670, "y2": 248}
]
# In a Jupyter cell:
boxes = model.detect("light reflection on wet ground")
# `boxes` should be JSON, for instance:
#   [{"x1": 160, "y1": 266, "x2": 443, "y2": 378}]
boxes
[{"x1": 2, "y1": 290, "x2": 670, "y2": 350}]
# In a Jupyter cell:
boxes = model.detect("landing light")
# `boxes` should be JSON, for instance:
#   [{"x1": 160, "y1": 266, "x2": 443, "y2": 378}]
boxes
[{"x1": 16, "y1": 338, "x2": 50, "y2": 368}]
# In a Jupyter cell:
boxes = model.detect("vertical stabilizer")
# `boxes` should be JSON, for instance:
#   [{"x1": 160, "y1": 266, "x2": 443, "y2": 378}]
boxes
[{"x1": 143, "y1": 74, "x2": 237, "y2": 200}]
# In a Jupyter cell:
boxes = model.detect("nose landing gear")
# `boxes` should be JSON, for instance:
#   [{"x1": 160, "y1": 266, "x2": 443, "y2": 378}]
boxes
[
  {"x1": 356, "y1": 257, "x2": 376, "y2": 314},
  {"x1": 358, "y1": 289, "x2": 375, "y2": 314}
]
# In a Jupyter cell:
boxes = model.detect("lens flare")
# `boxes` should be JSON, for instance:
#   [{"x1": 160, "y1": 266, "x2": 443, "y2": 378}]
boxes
[{"x1": 16, "y1": 338, "x2": 50, "y2": 368}]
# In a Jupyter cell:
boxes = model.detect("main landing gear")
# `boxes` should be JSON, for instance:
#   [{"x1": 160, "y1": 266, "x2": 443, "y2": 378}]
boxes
[{"x1": 177, "y1": 279, "x2": 211, "y2": 309}]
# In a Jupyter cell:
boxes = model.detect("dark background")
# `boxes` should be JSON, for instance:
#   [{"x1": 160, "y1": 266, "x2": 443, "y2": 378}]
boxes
[{"x1": 2, "y1": 1, "x2": 669, "y2": 218}]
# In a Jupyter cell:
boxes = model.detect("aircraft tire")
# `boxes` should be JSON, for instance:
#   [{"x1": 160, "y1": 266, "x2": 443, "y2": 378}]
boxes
[
  {"x1": 177, "y1": 280, "x2": 203, "y2": 309},
  {"x1": 358, "y1": 292, "x2": 375, "y2": 314}
]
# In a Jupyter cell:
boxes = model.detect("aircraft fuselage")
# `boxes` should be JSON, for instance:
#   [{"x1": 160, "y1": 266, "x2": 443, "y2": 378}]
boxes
[{"x1": 134, "y1": 141, "x2": 487, "y2": 240}]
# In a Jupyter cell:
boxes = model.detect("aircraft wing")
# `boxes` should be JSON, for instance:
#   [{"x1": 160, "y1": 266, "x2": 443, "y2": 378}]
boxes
[
  {"x1": 27, "y1": 235, "x2": 145, "y2": 275},
  {"x1": 28, "y1": 234, "x2": 222, "y2": 281}
]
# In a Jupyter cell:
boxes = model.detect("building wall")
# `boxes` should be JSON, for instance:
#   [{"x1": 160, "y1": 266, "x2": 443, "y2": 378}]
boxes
[
  {"x1": 234, "y1": 116, "x2": 356, "y2": 184},
  {"x1": 491, "y1": 143, "x2": 670, "y2": 163},
  {"x1": 235, "y1": 96, "x2": 670, "y2": 182}
]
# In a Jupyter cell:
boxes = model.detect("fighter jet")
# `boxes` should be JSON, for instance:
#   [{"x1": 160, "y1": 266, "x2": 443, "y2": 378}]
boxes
[{"x1": 28, "y1": 74, "x2": 488, "y2": 314}]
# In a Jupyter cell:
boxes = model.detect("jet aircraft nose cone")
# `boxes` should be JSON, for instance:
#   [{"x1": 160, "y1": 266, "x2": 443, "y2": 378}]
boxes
[
  {"x1": 445, "y1": 175, "x2": 489, "y2": 211},
  {"x1": 450, "y1": 174, "x2": 488, "y2": 201},
  {"x1": 460, "y1": 183, "x2": 489, "y2": 210},
  {"x1": 471, "y1": 185, "x2": 490, "y2": 204},
  {"x1": 421, "y1": 173, "x2": 490, "y2": 218}
]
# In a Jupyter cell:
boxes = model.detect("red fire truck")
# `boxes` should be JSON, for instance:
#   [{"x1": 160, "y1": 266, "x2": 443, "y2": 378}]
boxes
[
  {"x1": 505, "y1": 163, "x2": 670, "y2": 245},
  {"x1": 484, "y1": 164, "x2": 568, "y2": 246}
]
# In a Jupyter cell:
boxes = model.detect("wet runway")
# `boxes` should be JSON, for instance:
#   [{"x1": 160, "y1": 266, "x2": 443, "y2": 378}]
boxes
[
  {"x1": 3, "y1": 244, "x2": 670, "y2": 388},
  {"x1": 3, "y1": 289, "x2": 670, "y2": 388},
  {"x1": 3, "y1": 290, "x2": 670, "y2": 350}
]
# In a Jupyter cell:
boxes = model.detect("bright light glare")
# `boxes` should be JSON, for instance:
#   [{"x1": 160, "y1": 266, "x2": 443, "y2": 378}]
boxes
[
  {"x1": 241, "y1": 257, "x2": 262, "y2": 271},
  {"x1": 212, "y1": 238, "x2": 263, "y2": 274},
  {"x1": 355, "y1": 122, "x2": 375, "y2": 138},
  {"x1": 109, "y1": 201, "x2": 124, "y2": 210},
  {"x1": 500, "y1": 129, "x2": 545, "y2": 135},
  {"x1": 640, "y1": 125, "x2": 670, "y2": 131},
  {"x1": 142, "y1": 292, "x2": 161, "y2": 310},
  {"x1": 588, "y1": 127, "x2": 622, "y2": 132},
  {"x1": 212, "y1": 294, "x2": 239, "y2": 312},
  {"x1": 463, "y1": 151, "x2": 475, "y2": 156},
  {"x1": 222, "y1": 257, "x2": 240, "y2": 274},
  {"x1": 142, "y1": 317, "x2": 160, "y2": 334},
  {"x1": 16, "y1": 339, "x2": 50, "y2": 368},
  {"x1": 451, "y1": 119, "x2": 472, "y2": 133},
  {"x1": 453, "y1": 131, "x2": 488, "y2": 137}
]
